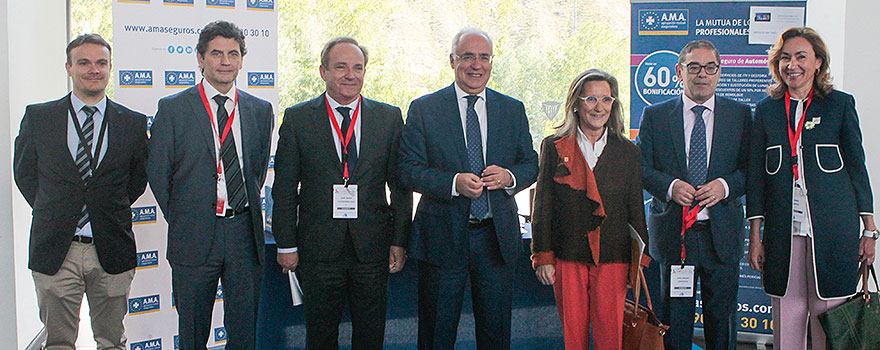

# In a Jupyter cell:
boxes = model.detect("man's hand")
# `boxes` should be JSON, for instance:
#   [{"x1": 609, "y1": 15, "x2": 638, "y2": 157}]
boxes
[
  {"x1": 278, "y1": 251, "x2": 299, "y2": 273},
  {"x1": 748, "y1": 240, "x2": 764, "y2": 272},
  {"x1": 536, "y1": 264, "x2": 555, "y2": 285},
  {"x1": 859, "y1": 236, "x2": 876, "y2": 265},
  {"x1": 695, "y1": 179, "x2": 725, "y2": 208},
  {"x1": 389, "y1": 246, "x2": 407, "y2": 273},
  {"x1": 456, "y1": 173, "x2": 484, "y2": 199},
  {"x1": 671, "y1": 180, "x2": 696, "y2": 207},
  {"x1": 481, "y1": 165, "x2": 513, "y2": 191}
]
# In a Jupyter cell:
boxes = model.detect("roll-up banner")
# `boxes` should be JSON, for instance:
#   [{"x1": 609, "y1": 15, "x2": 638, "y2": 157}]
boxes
[
  {"x1": 631, "y1": 0, "x2": 805, "y2": 342},
  {"x1": 113, "y1": 0, "x2": 278, "y2": 348}
]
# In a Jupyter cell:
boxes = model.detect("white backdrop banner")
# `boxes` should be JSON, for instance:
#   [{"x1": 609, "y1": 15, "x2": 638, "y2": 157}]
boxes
[{"x1": 112, "y1": 0, "x2": 278, "y2": 348}]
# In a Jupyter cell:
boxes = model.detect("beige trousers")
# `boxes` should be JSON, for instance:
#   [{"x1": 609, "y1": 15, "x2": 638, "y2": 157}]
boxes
[{"x1": 32, "y1": 241, "x2": 135, "y2": 350}]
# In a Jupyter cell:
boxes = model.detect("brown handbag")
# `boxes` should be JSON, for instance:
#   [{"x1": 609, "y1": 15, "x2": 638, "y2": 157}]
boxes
[{"x1": 623, "y1": 263, "x2": 668, "y2": 349}]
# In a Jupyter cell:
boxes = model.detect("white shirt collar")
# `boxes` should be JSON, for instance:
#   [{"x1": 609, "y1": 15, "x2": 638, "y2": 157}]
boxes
[
  {"x1": 324, "y1": 92, "x2": 361, "y2": 111},
  {"x1": 202, "y1": 79, "x2": 236, "y2": 100},
  {"x1": 70, "y1": 92, "x2": 107, "y2": 116},
  {"x1": 453, "y1": 82, "x2": 487, "y2": 102},
  {"x1": 682, "y1": 94, "x2": 715, "y2": 114}
]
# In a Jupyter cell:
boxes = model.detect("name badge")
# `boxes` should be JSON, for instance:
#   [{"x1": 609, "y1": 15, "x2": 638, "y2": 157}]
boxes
[
  {"x1": 333, "y1": 184, "x2": 358, "y2": 219},
  {"x1": 670, "y1": 265, "x2": 695, "y2": 298},
  {"x1": 792, "y1": 183, "x2": 807, "y2": 234}
]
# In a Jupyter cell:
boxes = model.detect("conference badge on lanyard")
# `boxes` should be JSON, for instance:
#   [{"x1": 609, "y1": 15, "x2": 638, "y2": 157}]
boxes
[
  {"x1": 198, "y1": 81, "x2": 239, "y2": 216},
  {"x1": 671, "y1": 205, "x2": 700, "y2": 298},
  {"x1": 327, "y1": 96, "x2": 361, "y2": 219}
]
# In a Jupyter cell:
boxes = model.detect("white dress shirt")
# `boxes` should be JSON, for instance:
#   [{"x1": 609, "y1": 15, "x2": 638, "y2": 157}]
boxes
[
  {"x1": 68, "y1": 93, "x2": 109, "y2": 238},
  {"x1": 576, "y1": 126, "x2": 607, "y2": 170},
  {"x1": 202, "y1": 80, "x2": 247, "y2": 212},
  {"x1": 324, "y1": 93, "x2": 362, "y2": 161},
  {"x1": 667, "y1": 94, "x2": 729, "y2": 220},
  {"x1": 450, "y1": 83, "x2": 517, "y2": 198}
]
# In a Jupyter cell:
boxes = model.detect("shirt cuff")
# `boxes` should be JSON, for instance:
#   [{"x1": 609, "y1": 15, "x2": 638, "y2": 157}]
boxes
[
  {"x1": 717, "y1": 177, "x2": 730, "y2": 199},
  {"x1": 451, "y1": 173, "x2": 460, "y2": 196},
  {"x1": 504, "y1": 169, "x2": 517, "y2": 195},
  {"x1": 666, "y1": 179, "x2": 679, "y2": 201},
  {"x1": 277, "y1": 247, "x2": 298, "y2": 253}
]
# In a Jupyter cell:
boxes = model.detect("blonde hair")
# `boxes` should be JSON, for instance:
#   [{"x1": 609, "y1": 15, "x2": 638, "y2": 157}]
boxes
[
  {"x1": 555, "y1": 69, "x2": 624, "y2": 138},
  {"x1": 767, "y1": 27, "x2": 832, "y2": 99}
]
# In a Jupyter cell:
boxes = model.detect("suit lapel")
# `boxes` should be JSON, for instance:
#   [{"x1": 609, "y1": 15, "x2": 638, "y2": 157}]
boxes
[
  {"x1": 94, "y1": 100, "x2": 119, "y2": 176},
  {"x1": 440, "y1": 85, "x2": 468, "y2": 172},
  {"x1": 237, "y1": 90, "x2": 257, "y2": 176},
  {"x1": 312, "y1": 95, "x2": 343, "y2": 176},
  {"x1": 354, "y1": 98, "x2": 377, "y2": 178},
  {"x1": 707, "y1": 98, "x2": 725, "y2": 177},
  {"x1": 189, "y1": 87, "x2": 218, "y2": 166},
  {"x1": 52, "y1": 94, "x2": 83, "y2": 184},
  {"x1": 484, "y1": 89, "x2": 501, "y2": 167},
  {"x1": 668, "y1": 97, "x2": 687, "y2": 176}
]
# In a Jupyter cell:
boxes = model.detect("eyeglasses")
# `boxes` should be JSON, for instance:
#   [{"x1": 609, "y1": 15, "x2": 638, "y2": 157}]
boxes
[
  {"x1": 453, "y1": 53, "x2": 494, "y2": 64},
  {"x1": 683, "y1": 63, "x2": 719, "y2": 75},
  {"x1": 578, "y1": 95, "x2": 616, "y2": 107}
]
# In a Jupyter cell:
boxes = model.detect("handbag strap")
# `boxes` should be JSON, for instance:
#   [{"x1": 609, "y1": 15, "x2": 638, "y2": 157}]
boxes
[
  {"x1": 639, "y1": 266, "x2": 655, "y2": 311},
  {"x1": 861, "y1": 263, "x2": 879, "y2": 294}
]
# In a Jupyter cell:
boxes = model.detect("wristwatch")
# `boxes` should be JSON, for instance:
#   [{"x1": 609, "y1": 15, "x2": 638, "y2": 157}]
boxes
[{"x1": 862, "y1": 229, "x2": 880, "y2": 240}]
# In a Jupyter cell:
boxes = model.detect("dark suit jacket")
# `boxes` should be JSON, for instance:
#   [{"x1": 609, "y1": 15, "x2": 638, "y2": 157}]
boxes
[
  {"x1": 147, "y1": 85, "x2": 273, "y2": 266},
  {"x1": 272, "y1": 94, "x2": 412, "y2": 263},
  {"x1": 14, "y1": 94, "x2": 147, "y2": 275},
  {"x1": 637, "y1": 95, "x2": 751, "y2": 265},
  {"x1": 399, "y1": 84, "x2": 538, "y2": 267},
  {"x1": 531, "y1": 133, "x2": 648, "y2": 265},
  {"x1": 746, "y1": 90, "x2": 871, "y2": 298}
]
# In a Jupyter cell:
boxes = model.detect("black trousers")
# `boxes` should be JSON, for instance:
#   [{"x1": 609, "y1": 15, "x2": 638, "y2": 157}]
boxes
[
  {"x1": 296, "y1": 231, "x2": 390, "y2": 350},
  {"x1": 172, "y1": 211, "x2": 262, "y2": 350},
  {"x1": 657, "y1": 227, "x2": 739, "y2": 350}
]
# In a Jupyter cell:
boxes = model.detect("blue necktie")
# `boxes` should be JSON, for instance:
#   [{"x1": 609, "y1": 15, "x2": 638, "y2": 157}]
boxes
[
  {"x1": 465, "y1": 95, "x2": 489, "y2": 219},
  {"x1": 688, "y1": 105, "x2": 708, "y2": 186}
]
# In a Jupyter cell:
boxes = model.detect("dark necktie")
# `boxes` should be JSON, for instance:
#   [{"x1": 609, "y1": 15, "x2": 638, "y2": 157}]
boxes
[
  {"x1": 465, "y1": 95, "x2": 489, "y2": 219},
  {"x1": 789, "y1": 99, "x2": 799, "y2": 131},
  {"x1": 688, "y1": 105, "x2": 708, "y2": 187},
  {"x1": 76, "y1": 106, "x2": 97, "y2": 228},
  {"x1": 336, "y1": 106, "x2": 357, "y2": 174},
  {"x1": 214, "y1": 95, "x2": 247, "y2": 212}
]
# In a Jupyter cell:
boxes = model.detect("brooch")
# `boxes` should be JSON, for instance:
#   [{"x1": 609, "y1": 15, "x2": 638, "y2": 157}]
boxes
[
  {"x1": 563, "y1": 156, "x2": 569, "y2": 162},
  {"x1": 805, "y1": 116, "x2": 821, "y2": 130}
]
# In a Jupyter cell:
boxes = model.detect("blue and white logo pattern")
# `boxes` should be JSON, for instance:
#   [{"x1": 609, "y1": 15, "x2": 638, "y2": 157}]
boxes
[
  {"x1": 247, "y1": 0, "x2": 273, "y2": 11},
  {"x1": 214, "y1": 327, "x2": 228, "y2": 343},
  {"x1": 132, "y1": 206, "x2": 157, "y2": 224},
  {"x1": 119, "y1": 70, "x2": 153, "y2": 88},
  {"x1": 638, "y1": 9, "x2": 688, "y2": 35},
  {"x1": 206, "y1": 0, "x2": 235, "y2": 8},
  {"x1": 165, "y1": 71, "x2": 196, "y2": 88},
  {"x1": 130, "y1": 338, "x2": 162, "y2": 350},
  {"x1": 247, "y1": 72, "x2": 274, "y2": 88},
  {"x1": 128, "y1": 294, "x2": 160, "y2": 315},
  {"x1": 137, "y1": 250, "x2": 159, "y2": 269}
]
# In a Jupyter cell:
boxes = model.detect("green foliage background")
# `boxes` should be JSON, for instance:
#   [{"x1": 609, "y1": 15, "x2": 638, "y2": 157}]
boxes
[{"x1": 72, "y1": 0, "x2": 632, "y2": 148}]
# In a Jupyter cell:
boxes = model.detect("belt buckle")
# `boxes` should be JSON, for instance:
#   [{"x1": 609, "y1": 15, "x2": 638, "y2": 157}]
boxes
[{"x1": 226, "y1": 209, "x2": 236, "y2": 219}]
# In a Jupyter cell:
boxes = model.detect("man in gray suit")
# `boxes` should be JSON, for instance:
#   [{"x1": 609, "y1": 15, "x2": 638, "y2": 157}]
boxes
[
  {"x1": 273, "y1": 37, "x2": 412, "y2": 349},
  {"x1": 147, "y1": 20, "x2": 274, "y2": 350}
]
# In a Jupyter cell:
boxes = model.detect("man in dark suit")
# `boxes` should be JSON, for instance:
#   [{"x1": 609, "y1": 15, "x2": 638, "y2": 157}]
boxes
[
  {"x1": 398, "y1": 28, "x2": 538, "y2": 349},
  {"x1": 13, "y1": 33, "x2": 147, "y2": 350},
  {"x1": 147, "y1": 21, "x2": 273, "y2": 350},
  {"x1": 637, "y1": 40, "x2": 751, "y2": 350},
  {"x1": 273, "y1": 36, "x2": 412, "y2": 350}
]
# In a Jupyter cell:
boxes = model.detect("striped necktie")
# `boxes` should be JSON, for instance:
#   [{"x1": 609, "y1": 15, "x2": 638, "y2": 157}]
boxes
[
  {"x1": 76, "y1": 106, "x2": 97, "y2": 228},
  {"x1": 214, "y1": 95, "x2": 247, "y2": 212}
]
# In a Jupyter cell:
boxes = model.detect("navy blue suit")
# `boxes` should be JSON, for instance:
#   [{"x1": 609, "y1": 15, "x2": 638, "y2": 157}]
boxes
[
  {"x1": 746, "y1": 90, "x2": 872, "y2": 299},
  {"x1": 399, "y1": 84, "x2": 537, "y2": 349},
  {"x1": 147, "y1": 85, "x2": 274, "y2": 350},
  {"x1": 637, "y1": 95, "x2": 751, "y2": 350}
]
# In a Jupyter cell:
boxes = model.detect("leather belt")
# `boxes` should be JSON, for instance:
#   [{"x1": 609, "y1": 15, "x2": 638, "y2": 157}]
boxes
[
  {"x1": 467, "y1": 218, "x2": 493, "y2": 229},
  {"x1": 72, "y1": 235, "x2": 93, "y2": 244},
  {"x1": 690, "y1": 220, "x2": 711, "y2": 232},
  {"x1": 222, "y1": 206, "x2": 250, "y2": 219}
]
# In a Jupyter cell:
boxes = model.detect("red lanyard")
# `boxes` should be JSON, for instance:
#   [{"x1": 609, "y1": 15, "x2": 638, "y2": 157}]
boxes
[
  {"x1": 785, "y1": 88, "x2": 813, "y2": 181},
  {"x1": 199, "y1": 81, "x2": 239, "y2": 174},
  {"x1": 325, "y1": 95, "x2": 361, "y2": 180},
  {"x1": 680, "y1": 205, "x2": 701, "y2": 264}
]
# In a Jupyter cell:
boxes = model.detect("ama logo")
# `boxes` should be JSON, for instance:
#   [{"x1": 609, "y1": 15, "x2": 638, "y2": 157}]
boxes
[
  {"x1": 247, "y1": 0, "x2": 274, "y2": 11},
  {"x1": 128, "y1": 294, "x2": 160, "y2": 315},
  {"x1": 165, "y1": 71, "x2": 196, "y2": 88},
  {"x1": 638, "y1": 9, "x2": 689, "y2": 35},
  {"x1": 216, "y1": 283, "x2": 224, "y2": 302},
  {"x1": 132, "y1": 206, "x2": 157, "y2": 225},
  {"x1": 206, "y1": 0, "x2": 235, "y2": 9},
  {"x1": 130, "y1": 338, "x2": 162, "y2": 350},
  {"x1": 137, "y1": 250, "x2": 159, "y2": 270},
  {"x1": 119, "y1": 0, "x2": 150, "y2": 4},
  {"x1": 163, "y1": 0, "x2": 194, "y2": 6},
  {"x1": 248, "y1": 72, "x2": 274, "y2": 88},
  {"x1": 119, "y1": 70, "x2": 153, "y2": 88},
  {"x1": 214, "y1": 327, "x2": 227, "y2": 344},
  {"x1": 173, "y1": 335, "x2": 179, "y2": 350}
]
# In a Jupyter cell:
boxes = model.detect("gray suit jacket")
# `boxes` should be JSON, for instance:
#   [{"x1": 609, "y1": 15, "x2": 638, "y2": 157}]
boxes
[
  {"x1": 147, "y1": 85, "x2": 274, "y2": 266},
  {"x1": 272, "y1": 94, "x2": 412, "y2": 263}
]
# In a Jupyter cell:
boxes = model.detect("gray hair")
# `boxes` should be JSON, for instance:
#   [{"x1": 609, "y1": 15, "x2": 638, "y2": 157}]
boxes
[
  {"x1": 678, "y1": 40, "x2": 720, "y2": 64},
  {"x1": 450, "y1": 27, "x2": 493, "y2": 54}
]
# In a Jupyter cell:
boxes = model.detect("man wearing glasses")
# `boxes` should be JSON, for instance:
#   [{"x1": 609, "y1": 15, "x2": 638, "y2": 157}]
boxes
[
  {"x1": 398, "y1": 27, "x2": 538, "y2": 349},
  {"x1": 637, "y1": 40, "x2": 752, "y2": 350}
]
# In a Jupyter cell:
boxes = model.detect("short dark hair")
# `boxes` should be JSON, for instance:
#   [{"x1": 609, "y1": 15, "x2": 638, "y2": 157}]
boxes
[
  {"x1": 66, "y1": 34, "x2": 111, "y2": 64},
  {"x1": 197, "y1": 20, "x2": 247, "y2": 57},
  {"x1": 320, "y1": 37, "x2": 369, "y2": 68},
  {"x1": 678, "y1": 40, "x2": 720, "y2": 64}
]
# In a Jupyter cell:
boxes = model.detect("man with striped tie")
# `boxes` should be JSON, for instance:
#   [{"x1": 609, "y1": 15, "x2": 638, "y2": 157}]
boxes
[
  {"x1": 13, "y1": 34, "x2": 148, "y2": 349},
  {"x1": 147, "y1": 21, "x2": 274, "y2": 350}
]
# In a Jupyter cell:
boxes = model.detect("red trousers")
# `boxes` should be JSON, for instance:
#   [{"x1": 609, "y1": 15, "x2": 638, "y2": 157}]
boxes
[{"x1": 553, "y1": 260, "x2": 629, "y2": 350}]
